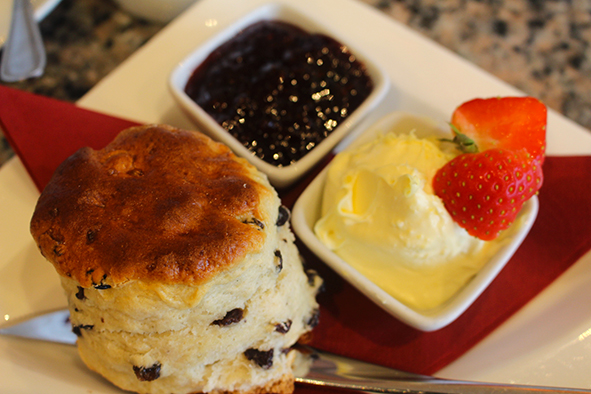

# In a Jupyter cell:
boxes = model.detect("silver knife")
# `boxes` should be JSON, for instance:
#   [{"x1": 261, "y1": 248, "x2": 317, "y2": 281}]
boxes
[
  {"x1": 1, "y1": 309, "x2": 590, "y2": 393},
  {"x1": 0, "y1": 308, "x2": 74, "y2": 344}
]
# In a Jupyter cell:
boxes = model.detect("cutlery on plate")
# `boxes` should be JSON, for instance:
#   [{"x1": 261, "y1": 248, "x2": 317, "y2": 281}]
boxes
[
  {"x1": 1, "y1": 309, "x2": 590, "y2": 394},
  {"x1": 0, "y1": 0, "x2": 46, "y2": 82}
]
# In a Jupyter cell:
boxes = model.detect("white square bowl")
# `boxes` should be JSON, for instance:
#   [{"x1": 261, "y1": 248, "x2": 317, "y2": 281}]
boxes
[
  {"x1": 291, "y1": 111, "x2": 539, "y2": 331},
  {"x1": 169, "y1": 3, "x2": 389, "y2": 188}
]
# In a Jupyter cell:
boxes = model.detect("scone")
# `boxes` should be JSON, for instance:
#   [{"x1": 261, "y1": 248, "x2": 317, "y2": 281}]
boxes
[{"x1": 30, "y1": 124, "x2": 322, "y2": 394}]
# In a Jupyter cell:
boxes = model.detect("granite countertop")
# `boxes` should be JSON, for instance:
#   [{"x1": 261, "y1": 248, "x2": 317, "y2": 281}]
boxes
[{"x1": 1, "y1": 0, "x2": 590, "y2": 169}]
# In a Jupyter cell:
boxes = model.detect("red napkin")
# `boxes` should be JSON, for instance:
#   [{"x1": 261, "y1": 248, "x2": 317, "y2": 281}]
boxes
[
  {"x1": 2, "y1": 85, "x2": 591, "y2": 378},
  {"x1": 0, "y1": 86, "x2": 141, "y2": 191}
]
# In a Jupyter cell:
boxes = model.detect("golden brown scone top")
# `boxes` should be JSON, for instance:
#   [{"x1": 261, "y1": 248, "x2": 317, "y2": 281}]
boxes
[{"x1": 30, "y1": 124, "x2": 273, "y2": 288}]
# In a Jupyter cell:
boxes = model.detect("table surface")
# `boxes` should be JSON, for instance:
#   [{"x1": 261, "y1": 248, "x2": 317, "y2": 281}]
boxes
[{"x1": 1, "y1": 0, "x2": 590, "y2": 168}]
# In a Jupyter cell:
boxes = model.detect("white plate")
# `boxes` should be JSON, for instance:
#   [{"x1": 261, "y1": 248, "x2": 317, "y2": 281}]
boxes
[
  {"x1": 0, "y1": 0, "x2": 62, "y2": 47},
  {"x1": 291, "y1": 111, "x2": 539, "y2": 331},
  {"x1": 2, "y1": 0, "x2": 591, "y2": 391}
]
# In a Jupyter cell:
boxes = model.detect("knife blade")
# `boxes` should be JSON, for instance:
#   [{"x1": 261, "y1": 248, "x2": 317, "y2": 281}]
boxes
[
  {"x1": 0, "y1": 308, "x2": 76, "y2": 344},
  {"x1": 2, "y1": 309, "x2": 591, "y2": 393}
]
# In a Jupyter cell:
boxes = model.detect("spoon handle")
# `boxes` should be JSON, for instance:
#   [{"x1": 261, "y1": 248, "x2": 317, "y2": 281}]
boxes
[{"x1": 1, "y1": 0, "x2": 46, "y2": 82}]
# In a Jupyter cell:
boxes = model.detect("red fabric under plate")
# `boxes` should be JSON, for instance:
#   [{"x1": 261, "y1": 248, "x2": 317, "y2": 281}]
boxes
[
  {"x1": 2, "y1": 85, "x2": 590, "y2": 385},
  {"x1": 0, "y1": 85, "x2": 140, "y2": 191}
]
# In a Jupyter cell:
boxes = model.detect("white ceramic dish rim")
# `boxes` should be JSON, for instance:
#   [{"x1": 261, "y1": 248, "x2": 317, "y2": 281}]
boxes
[
  {"x1": 168, "y1": 2, "x2": 390, "y2": 188},
  {"x1": 291, "y1": 111, "x2": 539, "y2": 331}
]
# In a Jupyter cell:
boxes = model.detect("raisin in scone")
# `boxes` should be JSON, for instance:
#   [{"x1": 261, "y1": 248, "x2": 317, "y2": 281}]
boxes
[{"x1": 30, "y1": 124, "x2": 322, "y2": 394}]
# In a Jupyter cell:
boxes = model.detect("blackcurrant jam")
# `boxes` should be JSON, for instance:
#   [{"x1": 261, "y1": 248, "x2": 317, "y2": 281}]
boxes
[{"x1": 184, "y1": 21, "x2": 373, "y2": 167}]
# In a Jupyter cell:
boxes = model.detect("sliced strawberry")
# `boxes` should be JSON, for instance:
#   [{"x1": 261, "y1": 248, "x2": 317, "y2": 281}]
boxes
[
  {"x1": 433, "y1": 96, "x2": 546, "y2": 240},
  {"x1": 433, "y1": 149, "x2": 542, "y2": 240},
  {"x1": 451, "y1": 96, "x2": 546, "y2": 165}
]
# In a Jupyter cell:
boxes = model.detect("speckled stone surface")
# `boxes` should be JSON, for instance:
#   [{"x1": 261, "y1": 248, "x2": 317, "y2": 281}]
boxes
[
  {"x1": 362, "y1": 0, "x2": 591, "y2": 127},
  {"x1": 1, "y1": 0, "x2": 591, "y2": 168}
]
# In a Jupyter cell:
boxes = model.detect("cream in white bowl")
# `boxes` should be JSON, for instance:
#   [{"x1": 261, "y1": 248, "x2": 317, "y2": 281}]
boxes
[
  {"x1": 291, "y1": 111, "x2": 538, "y2": 331},
  {"x1": 169, "y1": 3, "x2": 389, "y2": 188}
]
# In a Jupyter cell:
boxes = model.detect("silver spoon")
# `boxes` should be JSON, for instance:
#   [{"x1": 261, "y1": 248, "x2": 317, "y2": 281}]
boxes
[{"x1": 0, "y1": 0, "x2": 46, "y2": 82}]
